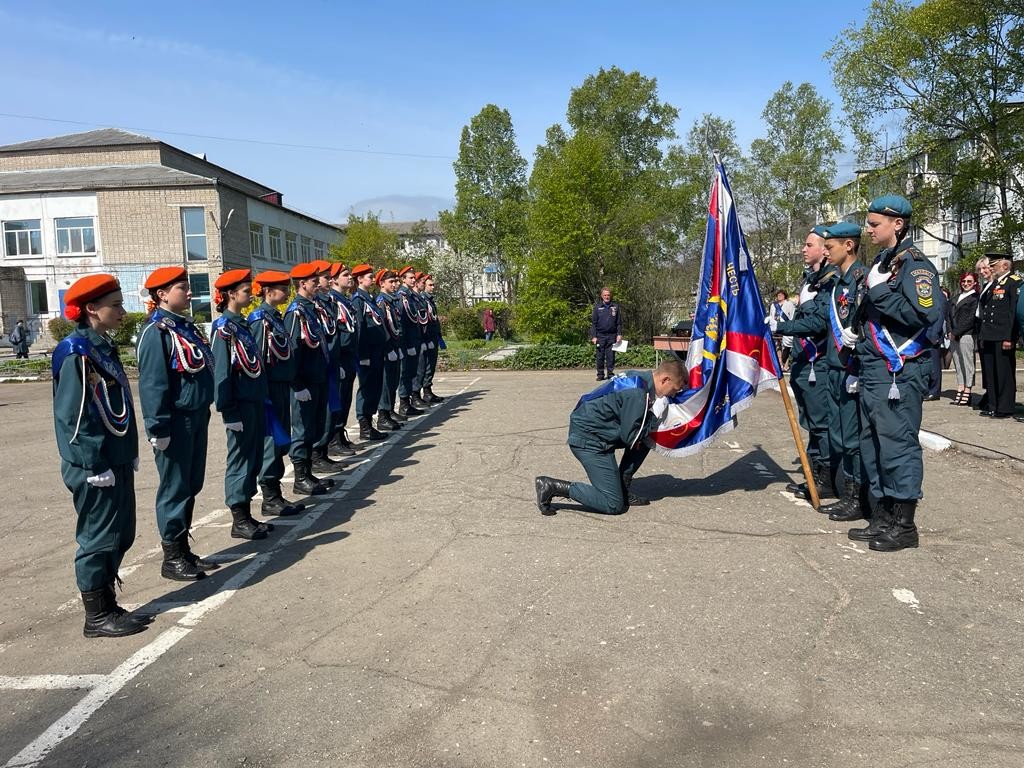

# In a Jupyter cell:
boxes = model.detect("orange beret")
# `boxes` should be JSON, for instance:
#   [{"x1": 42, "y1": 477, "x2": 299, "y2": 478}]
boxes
[
  {"x1": 253, "y1": 270, "x2": 290, "y2": 287},
  {"x1": 63, "y1": 274, "x2": 121, "y2": 321},
  {"x1": 350, "y1": 263, "x2": 373, "y2": 278},
  {"x1": 329, "y1": 262, "x2": 348, "y2": 278},
  {"x1": 144, "y1": 266, "x2": 188, "y2": 291},
  {"x1": 398, "y1": 265, "x2": 414, "y2": 277},
  {"x1": 374, "y1": 269, "x2": 386, "y2": 286},
  {"x1": 290, "y1": 262, "x2": 319, "y2": 279},
  {"x1": 414, "y1": 271, "x2": 425, "y2": 281},
  {"x1": 214, "y1": 268, "x2": 252, "y2": 290},
  {"x1": 422, "y1": 274, "x2": 432, "y2": 281},
  {"x1": 310, "y1": 259, "x2": 332, "y2": 276}
]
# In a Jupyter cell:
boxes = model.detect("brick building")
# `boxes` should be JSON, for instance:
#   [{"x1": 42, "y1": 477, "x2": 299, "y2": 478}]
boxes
[{"x1": 0, "y1": 128, "x2": 341, "y2": 345}]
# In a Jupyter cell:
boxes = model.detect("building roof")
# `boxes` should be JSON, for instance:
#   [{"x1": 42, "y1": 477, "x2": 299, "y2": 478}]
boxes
[
  {"x1": 381, "y1": 220, "x2": 443, "y2": 236},
  {"x1": 0, "y1": 164, "x2": 213, "y2": 194},
  {"x1": 0, "y1": 128, "x2": 156, "y2": 153}
]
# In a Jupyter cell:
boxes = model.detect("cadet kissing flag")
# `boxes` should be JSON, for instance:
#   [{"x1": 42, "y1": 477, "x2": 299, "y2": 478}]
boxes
[{"x1": 649, "y1": 160, "x2": 781, "y2": 457}]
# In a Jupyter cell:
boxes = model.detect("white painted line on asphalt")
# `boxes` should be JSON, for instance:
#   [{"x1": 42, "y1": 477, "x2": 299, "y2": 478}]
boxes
[
  {"x1": 201, "y1": 552, "x2": 257, "y2": 564},
  {"x1": 778, "y1": 490, "x2": 813, "y2": 509},
  {"x1": 125, "y1": 602, "x2": 193, "y2": 615},
  {"x1": 5, "y1": 375, "x2": 481, "y2": 768},
  {"x1": 0, "y1": 675, "x2": 105, "y2": 691}
]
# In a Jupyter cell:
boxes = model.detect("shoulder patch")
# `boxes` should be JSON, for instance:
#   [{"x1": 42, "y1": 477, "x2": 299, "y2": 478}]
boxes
[
  {"x1": 915, "y1": 274, "x2": 933, "y2": 307},
  {"x1": 1011, "y1": 273, "x2": 1023, "y2": 281},
  {"x1": 910, "y1": 267, "x2": 933, "y2": 279},
  {"x1": 852, "y1": 266, "x2": 865, "y2": 281}
]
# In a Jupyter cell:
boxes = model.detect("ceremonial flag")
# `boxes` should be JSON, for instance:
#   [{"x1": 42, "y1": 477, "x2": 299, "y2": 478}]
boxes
[{"x1": 650, "y1": 160, "x2": 781, "y2": 457}]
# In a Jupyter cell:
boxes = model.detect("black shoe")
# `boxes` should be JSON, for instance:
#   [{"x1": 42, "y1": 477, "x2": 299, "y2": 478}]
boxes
[
  {"x1": 424, "y1": 386, "x2": 444, "y2": 404},
  {"x1": 230, "y1": 504, "x2": 267, "y2": 540},
  {"x1": 535, "y1": 476, "x2": 571, "y2": 515},
  {"x1": 869, "y1": 500, "x2": 919, "y2": 551},
  {"x1": 923, "y1": 394, "x2": 940, "y2": 401},
  {"x1": 81, "y1": 589, "x2": 147, "y2": 639},
  {"x1": 821, "y1": 478, "x2": 864, "y2": 521},
  {"x1": 980, "y1": 410, "x2": 994, "y2": 417},
  {"x1": 398, "y1": 397, "x2": 424, "y2": 417},
  {"x1": 849, "y1": 498, "x2": 895, "y2": 542},
  {"x1": 292, "y1": 460, "x2": 330, "y2": 496},
  {"x1": 596, "y1": 374, "x2": 605, "y2": 381},
  {"x1": 622, "y1": 474, "x2": 650, "y2": 506},
  {"x1": 389, "y1": 409, "x2": 408, "y2": 423},
  {"x1": 377, "y1": 410, "x2": 401, "y2": 431},
  {"x1": 106, "y1": 583, "x2": 154, "y2": 626},
  {"x1": 328, "y1": 435, "x2": 356, "y2": 457},
  {"x1": 160, "y1": 539, "x2": 205, "y2": 581},
  {"x1": 411, "y1": 393, "x2": 431, "y2": 410},
  {"x1": 261, "y1": 487, "x2": 303, "y2": 516},
  {"x1": 1015, "y1": 416, "x2": 1024, "y2": 423},
  {"x1": 181, "y1": 536, "x2": 220, "y2": 572},
  {"x1": 358, "y1": 418, "x2": 389, "y2": 441},
  {"x1": 312, "y1": 447, "x2": 343, "y2": 475}
]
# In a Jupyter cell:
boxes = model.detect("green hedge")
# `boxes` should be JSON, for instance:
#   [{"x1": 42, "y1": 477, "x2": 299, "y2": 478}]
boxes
[
  {"x1": 48, "y1": 316, "x2": 74, "y2": 342},
  {"x1": 506, "y1": 343, "x2": 659, "y2": 370}
]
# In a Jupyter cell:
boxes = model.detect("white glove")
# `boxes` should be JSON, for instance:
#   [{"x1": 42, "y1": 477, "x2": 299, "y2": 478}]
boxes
[
  {"x1": 769, "y1": 317, "x2": 778, "y2": 333},
  {"x1": 867, "y1": 263, "x2": 891, "y2": 289},
  {"x1": 840, "y1": 327, "x2": 859, "y2": 348},
  {"x1": 294, "y1": 388, "x2": 312, "y2": 402},
  {"x1": 846, "y1": 375, "x2": 860, "y2": 394},
  {"x1": 359, "y1": 358, "x2": 370, "y2": 366},
  {"x1": 427, "y1": 342, "x2": 435, "y2": 349},
  {"x1": 799, "y1": 284, "x2": 817, "y2": 304},
  {"x1": 86, "y1": 469, "x2": 115, "y2": 488},
  {"x1": 150, "y1": 436, "x2": 170, "y2": 451},
  {"x1": 133, "y1": 457, "x2": 139, "y2": 472},
  {"x1": 398, "y1": 349, "x2": 405, "y2": 359},
  {"x1": 387, "y1": 350, "x2": 398, "y2": 362},
  {"x1": 651, "y1": 396, "x2": 669, "y2": 420},
  {"x1": 406, "y1": 347, "x2": 417, "y2": 356},
  {"x1": 224, "y1": 421, "x2": 243, "y2": 432},
  {"x1": 421, "y1": 342, "x2": 428, "y2": 352}
]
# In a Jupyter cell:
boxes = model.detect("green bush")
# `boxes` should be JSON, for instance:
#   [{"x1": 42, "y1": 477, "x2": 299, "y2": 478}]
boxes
[
  {"x1": 443, "y1": 305, "x2": 485, "y2": 340},
  {"x1": 460, "y1": 339, "x2": 486, "y2": 349},
  {"x1": 507, "y1": 343, "x2": 659, "y2": 370},
  {"x1": 473, "y1": 300, "x2": 514, "y2": 339},
  {"x1": 112, "y1": 312, "x2": 147, "y2": 348},
  {"x1": 48, "y1": 316, "x2": 74, "y2": 342}
]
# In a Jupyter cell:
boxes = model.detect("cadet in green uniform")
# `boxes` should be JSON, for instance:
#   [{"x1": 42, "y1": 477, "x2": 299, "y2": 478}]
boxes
[
  {"x1": 248, "y1": 270, "x2": 304, "y2": 517},
  {"x1": 137, "y1": 267, "x2": 218, "y2": 582},
  {"x1": 375, "y1": 269, "x2": 405, "y2": 430},
  {"x1": 775, "y1": 225, "x2": 839, "y2": 500},
  {"x1": 848, "y1": 195, "x2": 942, "y2": 551},
  {"x1": 211, "y1": 269, "x2": 271, "y2": 540},
  {"x1": 310, "y1": 260, "x2": 345, "y2": 473},
  {"x1": 53, "y1": 275, "x2": 146, "y2": 638},
  {"x1": 351, "y1": 263, "x2": 390, "y2": 441},
  {"x1": 535, "y1": 360, "x2": 686, "y2": 515},
  {"x1": 417, "y1": 274, "x2": 445, "y2": 405},
  {"x1": 327, "y1": 262, "x2": 359, "y2": 454},
  {"x1": 396, "y1": 266, "x2": 426, "y2": 416},
  {"x1": 286, "y1": 262, "x2": 335, "y2": 495}
]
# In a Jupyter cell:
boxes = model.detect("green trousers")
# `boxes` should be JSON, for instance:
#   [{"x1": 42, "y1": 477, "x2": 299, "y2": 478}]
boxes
[
  {"x1": 790, "y1": 356, "x2": 832, "y2": 465},
  {"x1": 380, "y1": 355, "x2": 400, "y2": 411},
  {"x1": 827, "y1": 367, "x2": 862, "y2": 484},
  {"x1": 154, "y1": 408, "x2": 209, "y2": 544},
  {"x1": 289, "y1": 383, "x2": 326, "y2": 462},
  {"x1": 859, "y1": 356, "x2": 927, "y2": 502},
  {"x1": 567, "y1": 443, "x2": 650, "y2": 515},
  {"x1": 260, "y1": 381, "x2": 291, "y2": 486},
  {"x1": 225, "y1": 400, "x2": 265, "y2": 507},
  {"x1": 62, "y1": 462, "x2": 136, "y2": 592}
]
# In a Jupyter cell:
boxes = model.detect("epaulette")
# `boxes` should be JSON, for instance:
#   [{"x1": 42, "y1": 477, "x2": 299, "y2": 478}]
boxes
[
  {"x1": 851, "y1": 265, "x2": 866, "y2": 282},
  {"x1": 1010, "y1": 273, "x2": 1023, "y2": 281}
]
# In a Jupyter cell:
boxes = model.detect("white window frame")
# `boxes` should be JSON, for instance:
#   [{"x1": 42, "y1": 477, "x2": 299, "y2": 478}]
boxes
[
  {"x1": 249, "y1": 222, "x2": 265, "y2": 258},
  {"x1": 301, "y1": 235, "x2": 311, "y2": 261},
  {"x1": 188, "y1": 273, "x2": 211, "y2": 319},
  {"x1": 268, "y1": 227, "x2": 283, "y2": 261},
  {"x1": 313, "y1": 240, "x2": 325, "y2": 260},
  {"x1": 3, "y1": 219, "x2": 43, "y2": 257},
  {"x1": 180, "y1": 207, "x2": 208, "y2": 262},
  {"x1": 55, "y1": 216, "x2": 97, "y2": 256},
  {"x1": 285, "y1": 231, "x2": 298, "y2": 263}
]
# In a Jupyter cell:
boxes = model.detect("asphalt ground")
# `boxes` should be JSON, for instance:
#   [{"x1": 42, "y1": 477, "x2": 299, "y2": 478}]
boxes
[{"x1": 1, "y1": 370, "x2": 1022, "y2": 768}]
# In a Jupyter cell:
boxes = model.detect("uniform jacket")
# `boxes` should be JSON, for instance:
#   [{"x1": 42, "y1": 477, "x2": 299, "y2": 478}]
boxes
[
  {"x1": 211, "y1": 309, "x2": 269, "y2": 421},
  {"x1": 313, "y1": 292, "x2": 343, "y2": 365},
  {"x1": 285, "y1": 294, "x2": 328, "y2": 388},
  {"x1": 136, "y1": 308, "x2": 215, "y2": 439},
  {"x1": 397, "y1": 285, "x2": 423, "y2": 350},
  {"x1": 329, "y1": 290, "x2": 358, "y2": 353},
  {"x1": 351, "y1": 287, "x2": 387, "y2": 357},
  {"x1": 53, "y1": 327, "x2": 138, "y2": 472},
  {"x1": 978, "y1": 272, "x2": 1021, "y2": 343},
  {"x1": 421, "y1": 291, "x2": 442, "y2": 343},
  {"x1": 776, "y1": 263, "x2": 837, "y2": 364},
  {"x1": 376, "y1": 291, "x2": 403, "y2": 353},
  {"x1": 568, "y1": 370, "x2": 654, "y2": 453},
  {"x1": 249, "y1": 301, "x2": 297, "y2": 384},
  {"x1": 590, "y1": 300, "x2": 622, "y2": 337},
  {"x1": 777, "y1": 260, "x2": 864, "y2": 370}
]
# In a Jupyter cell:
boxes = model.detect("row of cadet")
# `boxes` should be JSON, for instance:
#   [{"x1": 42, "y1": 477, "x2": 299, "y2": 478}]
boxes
[
  {"x1": 51, "y1": 260, "x2": 447, "y2": 639},
  {"x1": 767, "y1": 194, "x2": 958, "y2": 553}
]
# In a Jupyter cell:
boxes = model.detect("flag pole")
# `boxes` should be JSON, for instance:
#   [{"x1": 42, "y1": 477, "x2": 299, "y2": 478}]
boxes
[{"x1": 775, "y1": 373, "x2": 820, "y2": 509}]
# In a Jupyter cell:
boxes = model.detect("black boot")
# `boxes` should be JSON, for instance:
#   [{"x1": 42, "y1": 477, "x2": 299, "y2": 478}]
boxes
[
  {"x1": 81, "y1": 589, "x2": 147, "y2": 639},
  {"x1": 230, "y1": 504, "x2": 267, "y2": 540},
  {"x1": 358, "y1": 417, "x2": 388, "y2": 441},
  {"x1": 389, "y1": 408, "x2": 408, "y2": 423},
  {"x1": 622, "y1": 474, "x2": 650, "y2": 506},
  {"x1": 411, "y1": 392, "x2": 431, "y2": 410},
  {"x1": 398, "y1": 396, "x2": 424, "y2": 417},
  {"x1": 260, "y1": 482, "x2": 303, "y2": 516},
  {"x1": 821, "y1": 477, "x2": 865, "y2": 522},
  {"x1": 181, "y1": 535, "x2": 220, "y2": 572},
  {"x1": 160, "y1": 539, "x2": 205, "y2": 581},
  {"x1": 106, "y1": 583, "x2": 154, "y2": 626},
  {"x1": 328, "y1": 432, "x2": 356, "y2": 457},
  {"x1": 787, "y1": 461, "x2": 837, "y2": 500},
  {"x1": 424, "y1": 386, "x2": 444, "y2": 404},
  {"x1": 869, "y1": 500, "x2": 919, "y2": 551},
  {"x1": 377, "y1": 409, "x2": 402, "y2": 431},
  {"x1": 535, "y1": 476, "x2": 571, "y2": 515},
  {"x1": 292, "y1": 460, "x2": 329, "y2": 496},
  {"x1": 312, "y1": 446, "x2": 343, "y2": 475},
  {"x1": 848, "y1": 497, "x2": 895, "y2": 542}
]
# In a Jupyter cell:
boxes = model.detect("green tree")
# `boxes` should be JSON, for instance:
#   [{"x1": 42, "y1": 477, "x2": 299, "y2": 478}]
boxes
[
  {"x1": 441, "y1": 104, "x2": 529, "y2": 302},
  {"x1": 741, "y1": 81, "x2": 843, "y2": 292},
  {"x1": 828, "y1": 0, "x2": 1024, "y2": 256},
  {"x1": 330, "y1": 212, "x2": 399, "y2": 267}
]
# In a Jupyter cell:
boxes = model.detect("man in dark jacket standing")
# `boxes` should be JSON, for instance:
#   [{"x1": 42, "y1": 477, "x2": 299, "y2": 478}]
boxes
[
  {"x1": 590, "y1": 287, "x2": 622, "y2": 380},
  {"x1": 977, "y1": 253, "x2": 1021, "y2": 419}
]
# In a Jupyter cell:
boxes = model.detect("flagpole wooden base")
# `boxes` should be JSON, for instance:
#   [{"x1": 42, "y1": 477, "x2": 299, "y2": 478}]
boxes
[{"x1": 776, "y1": 376, "x2": 820, "y2": 510}]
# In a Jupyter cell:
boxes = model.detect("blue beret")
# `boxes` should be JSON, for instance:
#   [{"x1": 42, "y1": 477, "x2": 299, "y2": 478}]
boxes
[
  {"x1": 868, "y1": 194, "x2": 913, "y2": 217},
  {"x1": 823, "y1": 222, "x2": 862, "y2": 240},
  {"x1": 811, "y1": 224, "x2": 830, "y2": 238}
]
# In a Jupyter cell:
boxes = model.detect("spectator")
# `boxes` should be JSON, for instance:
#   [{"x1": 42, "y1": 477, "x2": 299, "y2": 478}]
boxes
[
  {"x1": 481, "y1": 308, "x2": 495, "y2": 342},
  {"x1": 589, "y1": 287, "x2": 622, "y2": 381},
  {"x1": 974, "y1": 257, "x2": 994, "y2": 411},
  {"x1": 770, "y1": 290, "x2": 795, "y2": 369},
  {"x1": 976, "y1": 253, "x2": 1020, "y2": 419},
  {"x1": 924, "y1": 286, "x2": 949, "y2": 401},
  {"x1": 949, "y1": 272, "x2": 979, "y2": 406},
  {"x1": 8, "y1": 320, "x2": 30, "y2": 359}
]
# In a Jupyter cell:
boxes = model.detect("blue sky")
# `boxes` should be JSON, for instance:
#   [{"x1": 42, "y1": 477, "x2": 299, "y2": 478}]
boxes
[{"x1": 0, "y1": 1, "x2": 871, "y2": 224}]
